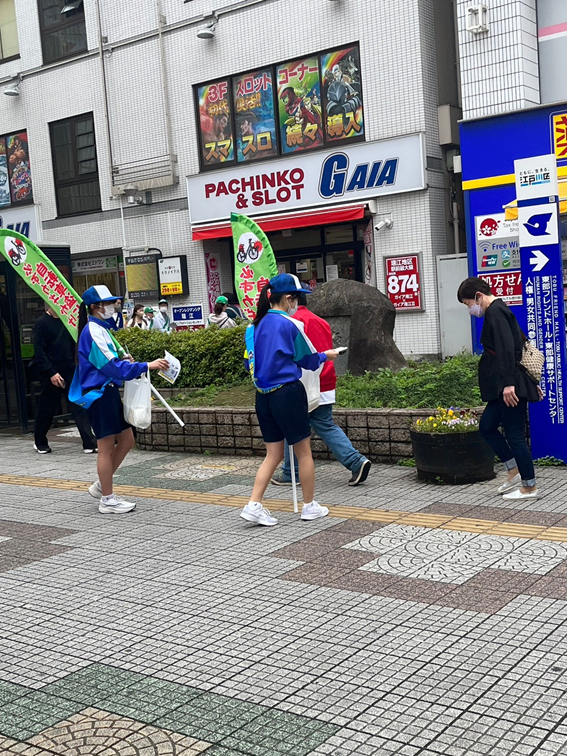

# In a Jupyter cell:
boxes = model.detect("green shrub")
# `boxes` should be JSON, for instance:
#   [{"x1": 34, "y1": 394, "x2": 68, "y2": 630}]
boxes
[
  {"x1": 335, "y1": 353, "x2": 482, "y2": 409},
  {"x1": 116, "y1": 326, "x2": 248, "y2": 389}
]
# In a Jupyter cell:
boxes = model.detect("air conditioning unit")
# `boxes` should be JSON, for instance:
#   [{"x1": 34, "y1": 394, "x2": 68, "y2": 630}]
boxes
[{"x1": 467, "y1": 4, "x2": 489, "y2": 34}]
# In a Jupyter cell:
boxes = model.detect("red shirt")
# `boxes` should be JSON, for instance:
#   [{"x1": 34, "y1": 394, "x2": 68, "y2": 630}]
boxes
[{"x1": 292, "y1": 306, "x2": 336, "y2": 392}]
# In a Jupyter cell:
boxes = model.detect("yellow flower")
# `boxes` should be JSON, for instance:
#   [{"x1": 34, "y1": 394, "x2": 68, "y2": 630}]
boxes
[
  {"x1": 428, "y1": 416, "x2": 434, "y2": 421},
  {"x1": 448, "y1": 410, "x2": 454, "y2": 417},
  {"x1": 433, "y1": 424, "x2": 437, "y2": 428}
]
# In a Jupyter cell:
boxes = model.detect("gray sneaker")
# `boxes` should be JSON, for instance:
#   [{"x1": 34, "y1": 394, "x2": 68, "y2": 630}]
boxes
[{"x1": 270, "y1": 470, "x2": 293, "y2": 486}]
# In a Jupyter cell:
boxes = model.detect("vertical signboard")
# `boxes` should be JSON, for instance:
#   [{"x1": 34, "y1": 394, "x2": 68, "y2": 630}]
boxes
[
  {"x1": 320, "y1": 45, "x2": 364, "y2": 144},
  {"x1": 363, "y1": 220, "x2": 375, "y2": 286},
  {"x1": 276, "y1": 56, "x2": 324, "y2": 154},
  {"x1": 205, "y1": 252, "x2": 222, "y2": 313},
  {"x1": 515, "y1": 154, "x2": 567, "y2": 460},
  {"x1": 384, "y1": 254, "x2": 423, "y2": 311},
  {"x1": 233, "y1": 69, "x2": 278, "y2": 163},
  {"x1": 196, "y1": 80, "x2": 234, "y2": 168}
]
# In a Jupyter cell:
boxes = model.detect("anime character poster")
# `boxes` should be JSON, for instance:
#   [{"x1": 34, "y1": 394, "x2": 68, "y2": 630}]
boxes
[
  {"x1": 197, "y1": 80, "x2": 234, "y2": 168},
  {"x1": 233, "y1": 69, "x2": 278, "y2": 163},
  {"x1": 0, "y1": 140, "x2": 10, "y2": 207},
  {"x1": 276, "y1": 56, "x2": 323, "y2": 155},
  {"x1": 321, "y1": 46, "x2": 364, "y2": 143},
  {"x1": 6, "y1": 132, "x2": 33, "y2": 204}
]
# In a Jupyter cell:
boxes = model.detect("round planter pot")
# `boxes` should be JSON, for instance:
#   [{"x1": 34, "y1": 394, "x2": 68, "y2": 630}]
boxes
[{"x1": 410, "y1": 429, "x2": 495, "y2": 485}]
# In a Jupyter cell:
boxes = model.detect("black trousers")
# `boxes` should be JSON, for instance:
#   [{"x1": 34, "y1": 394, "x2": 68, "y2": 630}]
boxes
[{"x1": 34, "y1": 371, "x2": 96, "y2": 450}]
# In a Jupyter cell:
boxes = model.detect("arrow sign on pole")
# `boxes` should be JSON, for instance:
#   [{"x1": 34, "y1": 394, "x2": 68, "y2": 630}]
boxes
[{"x1": 530, "y1": 249, "x2": 549, "y2": 272}]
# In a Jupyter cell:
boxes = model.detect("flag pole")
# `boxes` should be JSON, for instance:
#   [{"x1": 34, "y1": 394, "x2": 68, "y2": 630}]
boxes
[
  {"x1": 289, "y1": 445, "x2": 298, "y2": 514},
  {"x1": 150, "y1": 384, "x2": 185, "y2": 427}
]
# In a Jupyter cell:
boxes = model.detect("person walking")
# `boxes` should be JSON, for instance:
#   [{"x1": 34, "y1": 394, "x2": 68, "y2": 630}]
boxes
[
  {"x1": 153, "y1": 299, "x2": 172, "y2": 333},
  {"x1": 207, "y1": 296, "x2": 237, "y2": 329},
  {"x1": 33, "y1": 303, "x2": 96, "y2": 454},
  {"x1": 74, "y1": 285, "x2": 169, "y2": 514},
  {"x1": 457, "y1": 276, "x2": 540, "y2": 500},
  {"x1": 126, "y1": 304, "x2": 148, "y2": 329},
  {"x1": 271, "y1": 289, "x2": 371, "y2": 487},
  {"x1": 241, "y1": 273, "x2": 338, "y2": 526}
]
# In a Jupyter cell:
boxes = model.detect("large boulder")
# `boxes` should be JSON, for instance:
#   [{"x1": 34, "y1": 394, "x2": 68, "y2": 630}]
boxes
[{"x1": 308, "y1": 279, "x2": 407, "y2": 376}]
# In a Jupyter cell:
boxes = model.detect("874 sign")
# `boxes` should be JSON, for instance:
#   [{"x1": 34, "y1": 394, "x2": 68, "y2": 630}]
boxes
[{"x1": 385, "y1": 254, "x2": 423, "y2": 311}]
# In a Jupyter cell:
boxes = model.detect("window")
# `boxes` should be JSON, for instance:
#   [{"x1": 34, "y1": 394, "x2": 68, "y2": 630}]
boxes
[
  {"x1": 37, "y1": 0, "x2": 86, "y2": 64},
  {"x1": 195, "y1": 43, "x2": 365, "y2": 171},
  {"x1": 50, "y1": 113, "x2": 101, "y2": 217},
  {"x1": 0, "y1": 0, "x2": 19, "y2": 62}
]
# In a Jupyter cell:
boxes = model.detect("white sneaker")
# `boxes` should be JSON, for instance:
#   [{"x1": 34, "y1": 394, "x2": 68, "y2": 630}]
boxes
[
  {"x1": 89, "y1": 481, "x2": 102, "y2": 499},
  {"x1": 301, "y1": 501, "x2": 329, "y2": 521},
  {"x1": 98, "y1": 495, "x2": 137, "y2": 514},
  {"x1": 240, "y1": 502, "x2": 278, "y2": 526},
  {"x1": 497, "y1": 474, "x2": 521, "y2": 494},
  {"x1": 502, "y1": 488, "x2": 539, "y2": 501}
]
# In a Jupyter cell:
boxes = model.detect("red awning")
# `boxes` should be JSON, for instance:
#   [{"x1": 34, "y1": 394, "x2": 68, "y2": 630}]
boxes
[{"x1": 191, "y1": 203, "x2": 367, "y2": 240}]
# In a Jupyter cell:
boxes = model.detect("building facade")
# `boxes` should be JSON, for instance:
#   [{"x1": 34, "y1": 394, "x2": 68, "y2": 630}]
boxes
[{"x1": 0, "y1": 0, "x2": 461, "y2": 362}]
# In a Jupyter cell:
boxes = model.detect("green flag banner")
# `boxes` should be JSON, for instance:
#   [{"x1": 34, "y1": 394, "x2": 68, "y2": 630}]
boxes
[
  {"x1": 231, "y1": 212, "x2": 278, "y2": 320},
  {"x1": 0, "y1": 229, "x2": 124, "y2": 355},
  {"x1": 0, "y1": 229, "x2": 82, "y2": 339}
]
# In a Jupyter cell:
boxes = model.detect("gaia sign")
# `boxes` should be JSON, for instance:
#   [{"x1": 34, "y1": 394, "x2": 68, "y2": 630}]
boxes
[
  {"x1": 231, "y1": 212, "x2": 278, "y2": 320},
  {"x1": 0, "y1": 229, "x2": 82, "y2": 339}
]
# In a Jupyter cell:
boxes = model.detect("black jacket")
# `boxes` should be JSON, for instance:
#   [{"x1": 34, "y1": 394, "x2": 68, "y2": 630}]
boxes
[
  {"x1": 33, "y1": 312, "x2": 75, "y2": 379},
  {"x1": 479, "y1": 298, "x2": 538, "y2": 403}
]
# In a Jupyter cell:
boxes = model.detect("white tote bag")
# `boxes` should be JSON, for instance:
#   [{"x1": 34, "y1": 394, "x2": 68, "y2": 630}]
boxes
[
  {"x1": 286, "y1": 316, "x2": 321, "y2": 413},
  {"x1": 123, "y1": 373, "x2": 152, "y2": 429}
]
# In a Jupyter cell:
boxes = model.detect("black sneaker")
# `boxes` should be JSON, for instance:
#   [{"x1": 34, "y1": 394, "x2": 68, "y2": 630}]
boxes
[
  {"x1": 348, "y1": 459, "x2": 371, "y2": 486},
  {"x1": 34, "y1": 444, "x2": 52, "y2": 454}
]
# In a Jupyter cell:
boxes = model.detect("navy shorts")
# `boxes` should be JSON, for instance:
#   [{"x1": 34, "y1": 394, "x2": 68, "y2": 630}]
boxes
[
  {"x1": 255, "y1": 380, "x2": 310, "y2": 446},
  {"x1": 87, "y1": 384, "x2": 131, "y2": 440}
]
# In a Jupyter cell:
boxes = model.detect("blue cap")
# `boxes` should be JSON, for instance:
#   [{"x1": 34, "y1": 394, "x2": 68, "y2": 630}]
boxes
[
  {"x1": 82, "y1": 285, "x2": 119, "y2": 306},
  {"x1": 269, "y1": 273, "x2": 311, "y2": 294}
]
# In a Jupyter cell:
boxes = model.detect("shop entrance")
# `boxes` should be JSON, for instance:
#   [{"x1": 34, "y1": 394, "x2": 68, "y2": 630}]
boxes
[
  {"x1": 268, "y1": 223, "x2": 366, "y2": 287},
  {"x1": 0, "y1": 245, "x2": 73, "y2": 432}
]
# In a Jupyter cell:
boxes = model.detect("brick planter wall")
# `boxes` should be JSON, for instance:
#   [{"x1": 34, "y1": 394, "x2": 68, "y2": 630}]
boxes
[{"x1": 136, "y1": 406, "x2": 482, "y2": 463}]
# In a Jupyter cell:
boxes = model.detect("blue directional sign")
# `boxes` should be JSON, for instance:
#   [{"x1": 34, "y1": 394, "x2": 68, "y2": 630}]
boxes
[
  {"x1": 515, "y1": 155, "x2": 567, "y2": 460},
  {"x1": 172, "y1": 304, "x2": 204, "y2": 324}
]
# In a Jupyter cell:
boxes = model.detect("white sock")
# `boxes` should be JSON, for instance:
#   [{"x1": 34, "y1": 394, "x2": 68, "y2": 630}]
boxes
[
  {"x1": 303, "y1": 501, "x2": 313, "y2": 507},
  {"x1": 101, "y1": 494, "x2": 115, "y2": 503},
  {"x1": 248, "y1": 500, "x2": 261, "y2": 507}
]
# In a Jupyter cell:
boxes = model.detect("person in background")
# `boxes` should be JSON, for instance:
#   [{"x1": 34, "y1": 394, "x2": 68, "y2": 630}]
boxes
[
  {"x1": 241, "y1": 273, "x2": 338, "y2": 527},
  {"x1": 153, "y1": 299, "x2": 172, "y2": 333},
  {"x1": 457, "y1": 277, "x2": 540, "y2": 501},
  {"x1": 110, "y1": 299, "x2": 124, "y2": 330},
  {"x1": 75, "y1": 285, "x2": 169, "y2": 514},
  {"x1": 33, "y1": 303, "x2": 96, "y2": 454},
  {"x1": 223, "y1": 292, "x2": 245, "y2": 321},
  {"x1": 144, "y1": 307, "x2": 155, "y2": 329},
  {"x1": 127, "y1": 304, "x2": 148, "y2": 329},
  {"x1": 207, "y1": 296, "x2": 237, "y2": 329},
  {"x1": 271, "y1": 288, "x2": 371, "y2": 487}
]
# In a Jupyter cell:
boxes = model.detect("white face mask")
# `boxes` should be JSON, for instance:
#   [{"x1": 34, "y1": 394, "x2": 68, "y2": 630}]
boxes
[
  {"x1": 287, "y1": 299, "x2": 298, "y2": 317},
  {"x1": 468, "y1": 297, "x2": 483, "y2": 318},
  {"x1": 98, "y1": 307, "x2": 115, "y2": 321},
  {"x1": 159, "y1": 306, "x2": 168, "y2": 313}
]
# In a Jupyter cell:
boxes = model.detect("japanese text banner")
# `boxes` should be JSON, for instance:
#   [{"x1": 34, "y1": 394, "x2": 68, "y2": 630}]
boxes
[
  {"x1": 0, "y1": 229, "x2": 82, "y2": 338},
  {"x1": 231, "y1": 212, "x2": 278, "y2": 320}
]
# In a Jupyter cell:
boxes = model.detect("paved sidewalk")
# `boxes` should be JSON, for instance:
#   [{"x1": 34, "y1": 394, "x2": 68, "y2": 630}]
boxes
[{"x1": 1, "y1": 428, "x2": 567, "y2": 754}]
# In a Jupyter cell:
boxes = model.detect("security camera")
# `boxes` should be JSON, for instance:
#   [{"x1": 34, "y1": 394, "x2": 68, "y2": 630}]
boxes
[{"x1": 375, "y1": 218, "x2": 393, "y2": 232}]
